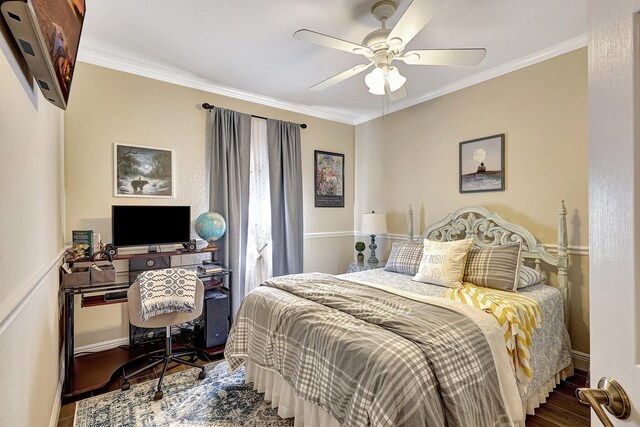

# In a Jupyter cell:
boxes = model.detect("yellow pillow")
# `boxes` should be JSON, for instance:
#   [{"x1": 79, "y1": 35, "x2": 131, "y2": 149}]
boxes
[{"x1": 412, "y1": 238, "x2": 474, "y2": 288}]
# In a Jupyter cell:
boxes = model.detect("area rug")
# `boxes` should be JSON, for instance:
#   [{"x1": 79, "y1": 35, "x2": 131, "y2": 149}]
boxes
[{"x1": 74, "y1": 361, "x2": 293, "y2": 426}]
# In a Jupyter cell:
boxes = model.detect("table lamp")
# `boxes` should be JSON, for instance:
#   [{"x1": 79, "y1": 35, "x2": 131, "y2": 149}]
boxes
[{"x1": 361, "y1": 211, "x2": 387, "y2": 265}]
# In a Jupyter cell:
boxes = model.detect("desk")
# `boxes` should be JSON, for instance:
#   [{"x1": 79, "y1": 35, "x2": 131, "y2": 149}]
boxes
[{"x1": 61, "y1": 249, "x2": 231, "y2": 397}]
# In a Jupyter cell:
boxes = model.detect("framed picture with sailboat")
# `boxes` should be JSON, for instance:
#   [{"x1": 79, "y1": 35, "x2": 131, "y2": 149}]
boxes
[{"x1": 459, "y1": 134, "x2": 505, "y2": 193}]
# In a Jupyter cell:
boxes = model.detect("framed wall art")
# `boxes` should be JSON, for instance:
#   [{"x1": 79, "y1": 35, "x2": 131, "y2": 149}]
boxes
[
  {"x1": 114, "y1": 143, "x2": 174, "y2": 198},
  {"x1": 459, "y1": 134, "x2": 505, "y2": 193},
  {"x1": 314, "y1": 150, "x2": 344, "y2": 207}
]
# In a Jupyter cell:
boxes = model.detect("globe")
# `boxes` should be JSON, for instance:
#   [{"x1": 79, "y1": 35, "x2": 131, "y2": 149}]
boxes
[{"x1": 194, "y1": 211, "x2": 227, "y2": 248}]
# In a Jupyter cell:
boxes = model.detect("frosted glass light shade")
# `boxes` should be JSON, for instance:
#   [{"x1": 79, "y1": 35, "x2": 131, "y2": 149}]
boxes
[
  {"x1": 361, "y1": 213, "x2": 388, "y2": 235},
  {"x1": 364, "y1": 66, "x2": 406, "y2": 95},
  {"x1": 387, "y1": 67, "x2": 406, "y2": 92},
  {"x1": 365, "y1": 67, "x2": 385, "y2": 95}
]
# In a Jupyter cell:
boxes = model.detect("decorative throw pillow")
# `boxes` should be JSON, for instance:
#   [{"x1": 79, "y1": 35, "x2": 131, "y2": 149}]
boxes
[
  {"x1": 517, "y1": 265, "x2": 547, "y2": 289},
  {"x1": 384, "y1": 241, "x2": 424, "y2": 275},
  {"x1": 463, "y1": 243, "x2": 522, "y2": 291},
  {"x1": 412, "y1": 238, "x2": 474, "y2": 288}
]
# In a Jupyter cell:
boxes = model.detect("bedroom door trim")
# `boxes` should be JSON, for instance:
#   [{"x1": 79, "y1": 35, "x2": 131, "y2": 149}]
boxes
[{"x1": 588, "y1": 1, "x2": 640, "y2": 425}]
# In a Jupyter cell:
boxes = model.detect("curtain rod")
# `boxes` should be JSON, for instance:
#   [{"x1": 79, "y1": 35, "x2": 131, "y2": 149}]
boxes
[{"x1": 202, "y1": 103, "x2": 307, "y2": 129}]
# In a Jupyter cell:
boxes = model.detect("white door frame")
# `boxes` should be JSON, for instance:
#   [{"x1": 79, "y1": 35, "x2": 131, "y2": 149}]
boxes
[{"x1": 588, "y1": 0, "x2": 640, "y2": 425}]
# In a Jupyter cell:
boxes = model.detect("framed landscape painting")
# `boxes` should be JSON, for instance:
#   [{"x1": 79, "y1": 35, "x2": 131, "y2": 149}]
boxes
[
  {"x1": 114, "y1": 143, "x2": 174, "y2": 198},
  {"x1": 314, "y1": 150, "x2": 344, "y2": 207},
  {"x1": 459, "y1": 134, "x2": 505, "y2": 193}
]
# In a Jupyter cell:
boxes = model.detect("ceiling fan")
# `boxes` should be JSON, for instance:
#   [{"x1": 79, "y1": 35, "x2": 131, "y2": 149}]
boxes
[{"x1": 293, "y1": 0, "x2": 486, "y2": 101}]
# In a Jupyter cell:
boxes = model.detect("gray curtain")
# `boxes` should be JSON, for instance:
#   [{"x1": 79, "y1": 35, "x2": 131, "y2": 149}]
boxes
[
  {"x1": 208, "y1": 107, "x2": 251, "y2": 316},
  {"x1": 267, "y1": 119, "x2": 303, "y2": 276}
]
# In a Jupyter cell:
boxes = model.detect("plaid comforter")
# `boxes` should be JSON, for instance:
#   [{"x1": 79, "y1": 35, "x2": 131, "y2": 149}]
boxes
[{"x1": 225, "y1": 273, "x2": 513, "y2": 427}]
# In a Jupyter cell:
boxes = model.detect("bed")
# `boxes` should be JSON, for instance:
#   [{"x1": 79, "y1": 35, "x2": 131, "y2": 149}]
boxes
[{"x1": 225, "y1": 203, "x2": 573, "y2": 426}]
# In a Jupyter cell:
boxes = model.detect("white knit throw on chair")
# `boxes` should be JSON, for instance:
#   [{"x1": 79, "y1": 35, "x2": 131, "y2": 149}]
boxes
[{"x1": 138, "y1": 268, "x2": 197, "y2": 321}]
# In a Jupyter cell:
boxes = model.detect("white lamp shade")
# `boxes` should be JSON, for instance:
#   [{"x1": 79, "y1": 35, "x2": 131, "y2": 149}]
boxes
[{"x1": 361, "y1": 213, "x2": 388, "y2": 235}]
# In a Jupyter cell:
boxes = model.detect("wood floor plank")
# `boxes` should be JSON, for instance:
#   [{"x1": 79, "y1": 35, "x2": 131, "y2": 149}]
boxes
[
  {"x1": 543, "y1": 390, "x2": 591, "y2": 419},
  {"x1": 525, "y1": 415, "x2": 557, "y2": 427},
  {"x1": 533, "y1": 405, "x2": 590, "y2": 427}
]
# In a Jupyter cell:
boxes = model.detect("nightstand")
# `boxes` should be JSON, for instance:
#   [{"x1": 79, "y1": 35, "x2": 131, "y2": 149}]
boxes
[{"x1": 347, "y1": 262, "x2": 386, "y2": 273}]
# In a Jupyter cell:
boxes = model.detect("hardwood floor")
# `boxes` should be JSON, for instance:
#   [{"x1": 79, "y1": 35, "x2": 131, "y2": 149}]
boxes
[
  {"x1": 526, "y1": 370, "x2": 591, "y2": 427},
  {"x1": 57, "y1": 365, "x2": 590, "y2": 426}
]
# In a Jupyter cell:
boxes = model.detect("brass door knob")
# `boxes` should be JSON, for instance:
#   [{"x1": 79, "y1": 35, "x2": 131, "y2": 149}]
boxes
[{"x1": 576, "y1": 377, "x2": 630, "y2": 427}]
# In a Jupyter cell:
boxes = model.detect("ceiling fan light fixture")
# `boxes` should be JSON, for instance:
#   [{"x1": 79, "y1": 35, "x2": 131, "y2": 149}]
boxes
[
  {"x1": 387, "y1": 66, "x2": 406, "y2": 92},
  {"x1": 365, "y1": 67, "x2": 386, "y2": 95}
]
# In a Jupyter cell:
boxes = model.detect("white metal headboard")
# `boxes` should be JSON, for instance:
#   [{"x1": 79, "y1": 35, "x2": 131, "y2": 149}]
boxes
[{"x1": 422, "y1": 201, "x2": 569, "y2": 327}]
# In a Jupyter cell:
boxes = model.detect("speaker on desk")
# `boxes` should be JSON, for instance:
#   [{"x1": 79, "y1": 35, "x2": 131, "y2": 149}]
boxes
[
  {"x1": 183, "y1": 239, "x2": 197, "y2": 252},
  {"x1": 105, "y1": 244, "x2": 118, "y2": 257},
  {"x1": 199, "y1": 289, "x2": 229, "y2": 348}
]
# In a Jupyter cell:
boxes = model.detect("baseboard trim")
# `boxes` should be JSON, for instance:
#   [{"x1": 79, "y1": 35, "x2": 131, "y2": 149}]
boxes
[
  {"x1": 49, "y1": 360, "x2": 64, "y2": 427},
  {"x1": 572, "y1": 350, "x2": 590, "y2": 364},
  {"x1": 0, "y1": 248, "x2": 66, "y2": 336},
  {"x1": 75, "y1": 337, "x2": 129, "y2": 356}
]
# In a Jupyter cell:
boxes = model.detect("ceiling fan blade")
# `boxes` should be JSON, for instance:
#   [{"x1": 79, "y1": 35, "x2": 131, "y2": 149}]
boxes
[
  {"x1": 401, "y1": 48, "x2": 487, "y2": 66},
  {"x1": 294, "y1": 29, "x2": 372, "y2": 56},
  {"x1": 386, "y1": 0, "x2": 448, "y2": 48},
  {"x1": 388, "y1": 83, "x2": 408, "y2": 102},
  {"x1": 311, "y1": 63, "x2": 374, "y2": 91}
]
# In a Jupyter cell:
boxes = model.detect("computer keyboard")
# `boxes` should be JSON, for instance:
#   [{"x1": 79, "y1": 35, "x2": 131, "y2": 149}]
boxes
[{"x1": 104, "y1": 291, "x2": 128, "y2": 301}]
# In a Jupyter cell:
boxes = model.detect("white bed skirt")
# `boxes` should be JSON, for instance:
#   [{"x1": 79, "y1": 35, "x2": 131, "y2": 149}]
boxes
[
  {"x1": 521, "y1": 364, "x2": 574, "y2": 416},
  {"x1": 245, "y1": 360, "x2": 340, "y2": 427},
  {"x1": 246, "y1": 360, "x2": 574, "y2": 426}
]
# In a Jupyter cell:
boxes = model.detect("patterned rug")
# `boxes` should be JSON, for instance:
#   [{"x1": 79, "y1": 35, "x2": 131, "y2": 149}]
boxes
[{"x1": 74, "y1": 361, "x2": 294, "y2": 426}]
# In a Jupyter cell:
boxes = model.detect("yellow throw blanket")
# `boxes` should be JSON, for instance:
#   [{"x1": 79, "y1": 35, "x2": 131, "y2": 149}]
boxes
[{"x1": 445, "y1": 283, "x2": 542, "y2": 391}]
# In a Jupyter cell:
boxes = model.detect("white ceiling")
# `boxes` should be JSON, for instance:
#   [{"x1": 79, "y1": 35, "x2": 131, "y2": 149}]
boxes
[{"x1": 78, "y1": 0, "x2": 587, "y2": 124}]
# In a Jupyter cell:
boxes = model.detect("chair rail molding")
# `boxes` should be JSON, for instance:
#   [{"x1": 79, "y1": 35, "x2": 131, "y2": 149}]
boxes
[
  {"x1": 357, "y1": 232, "x2": 590, "y2": 256},
  {"x1": 0, "y1": 248, "x2": 66, "y2": 336}
]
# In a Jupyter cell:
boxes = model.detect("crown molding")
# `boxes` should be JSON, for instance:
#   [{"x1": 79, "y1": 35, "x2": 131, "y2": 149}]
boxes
[
  {"x1": 78, "y1": 34, "x2": 586, "y2": 127},
  {"x1": 353, "y1": 34, "x2": 588, "y2": 124},
  {"x1": 77, "y1": 46, "x2": 357, "y2": 125}
]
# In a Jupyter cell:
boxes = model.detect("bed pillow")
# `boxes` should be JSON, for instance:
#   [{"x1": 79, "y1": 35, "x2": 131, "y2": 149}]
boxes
[
  {"x1": 413, "y1": 238, "x2": 474, "y2": 288},
  {"x1": 384, "y1": 241, "x2": 424, "y2": 275},
  {"x1": 463, "y1": 243, "x2": 522, "y2": 291},
  {"x1": 517, "y1": 265, "x2": 547, "y2": 289}
]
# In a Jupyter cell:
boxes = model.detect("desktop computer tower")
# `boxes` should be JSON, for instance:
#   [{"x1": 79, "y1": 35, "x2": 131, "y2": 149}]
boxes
[{"x1": 198, "y1": 289, "x2": 229, "y2": 348}]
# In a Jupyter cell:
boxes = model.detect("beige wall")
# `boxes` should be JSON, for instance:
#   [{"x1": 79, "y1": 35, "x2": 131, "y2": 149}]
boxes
[
  {"x1": 354, "y1": 48, "x2": 589, "y2": 357},
  {"x1": 0, "y1": 39, "x2": 65, "y2": 426},
  {"x1": 64, "y1": 62, "x2": 355, "y2": 347}
]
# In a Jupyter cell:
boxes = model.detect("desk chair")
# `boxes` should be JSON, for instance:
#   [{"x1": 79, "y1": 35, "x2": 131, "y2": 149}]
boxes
[{"x1": 122, "y1": 278, "x2": 206, "y2": 400}]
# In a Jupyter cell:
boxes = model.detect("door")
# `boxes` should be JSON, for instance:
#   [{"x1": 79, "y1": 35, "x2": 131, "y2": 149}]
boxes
[{"x1": 588, "y1": 0, "x2": 640, "y2": 425}]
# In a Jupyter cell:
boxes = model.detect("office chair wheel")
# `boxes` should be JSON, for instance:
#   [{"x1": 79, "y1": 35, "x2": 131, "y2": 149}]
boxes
[
  {"x1": 121, "y1": 382, "x2": 130, "y2": 391},
  {"x1": 154, "y1": 390, "x2": 163, "y2": 400},
  {"x1": 189, "y1": 354, "x2": 198, "y2": 363},
  {"x1": 198, "y1": 370, "x2": 205, "y2": 380}
]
